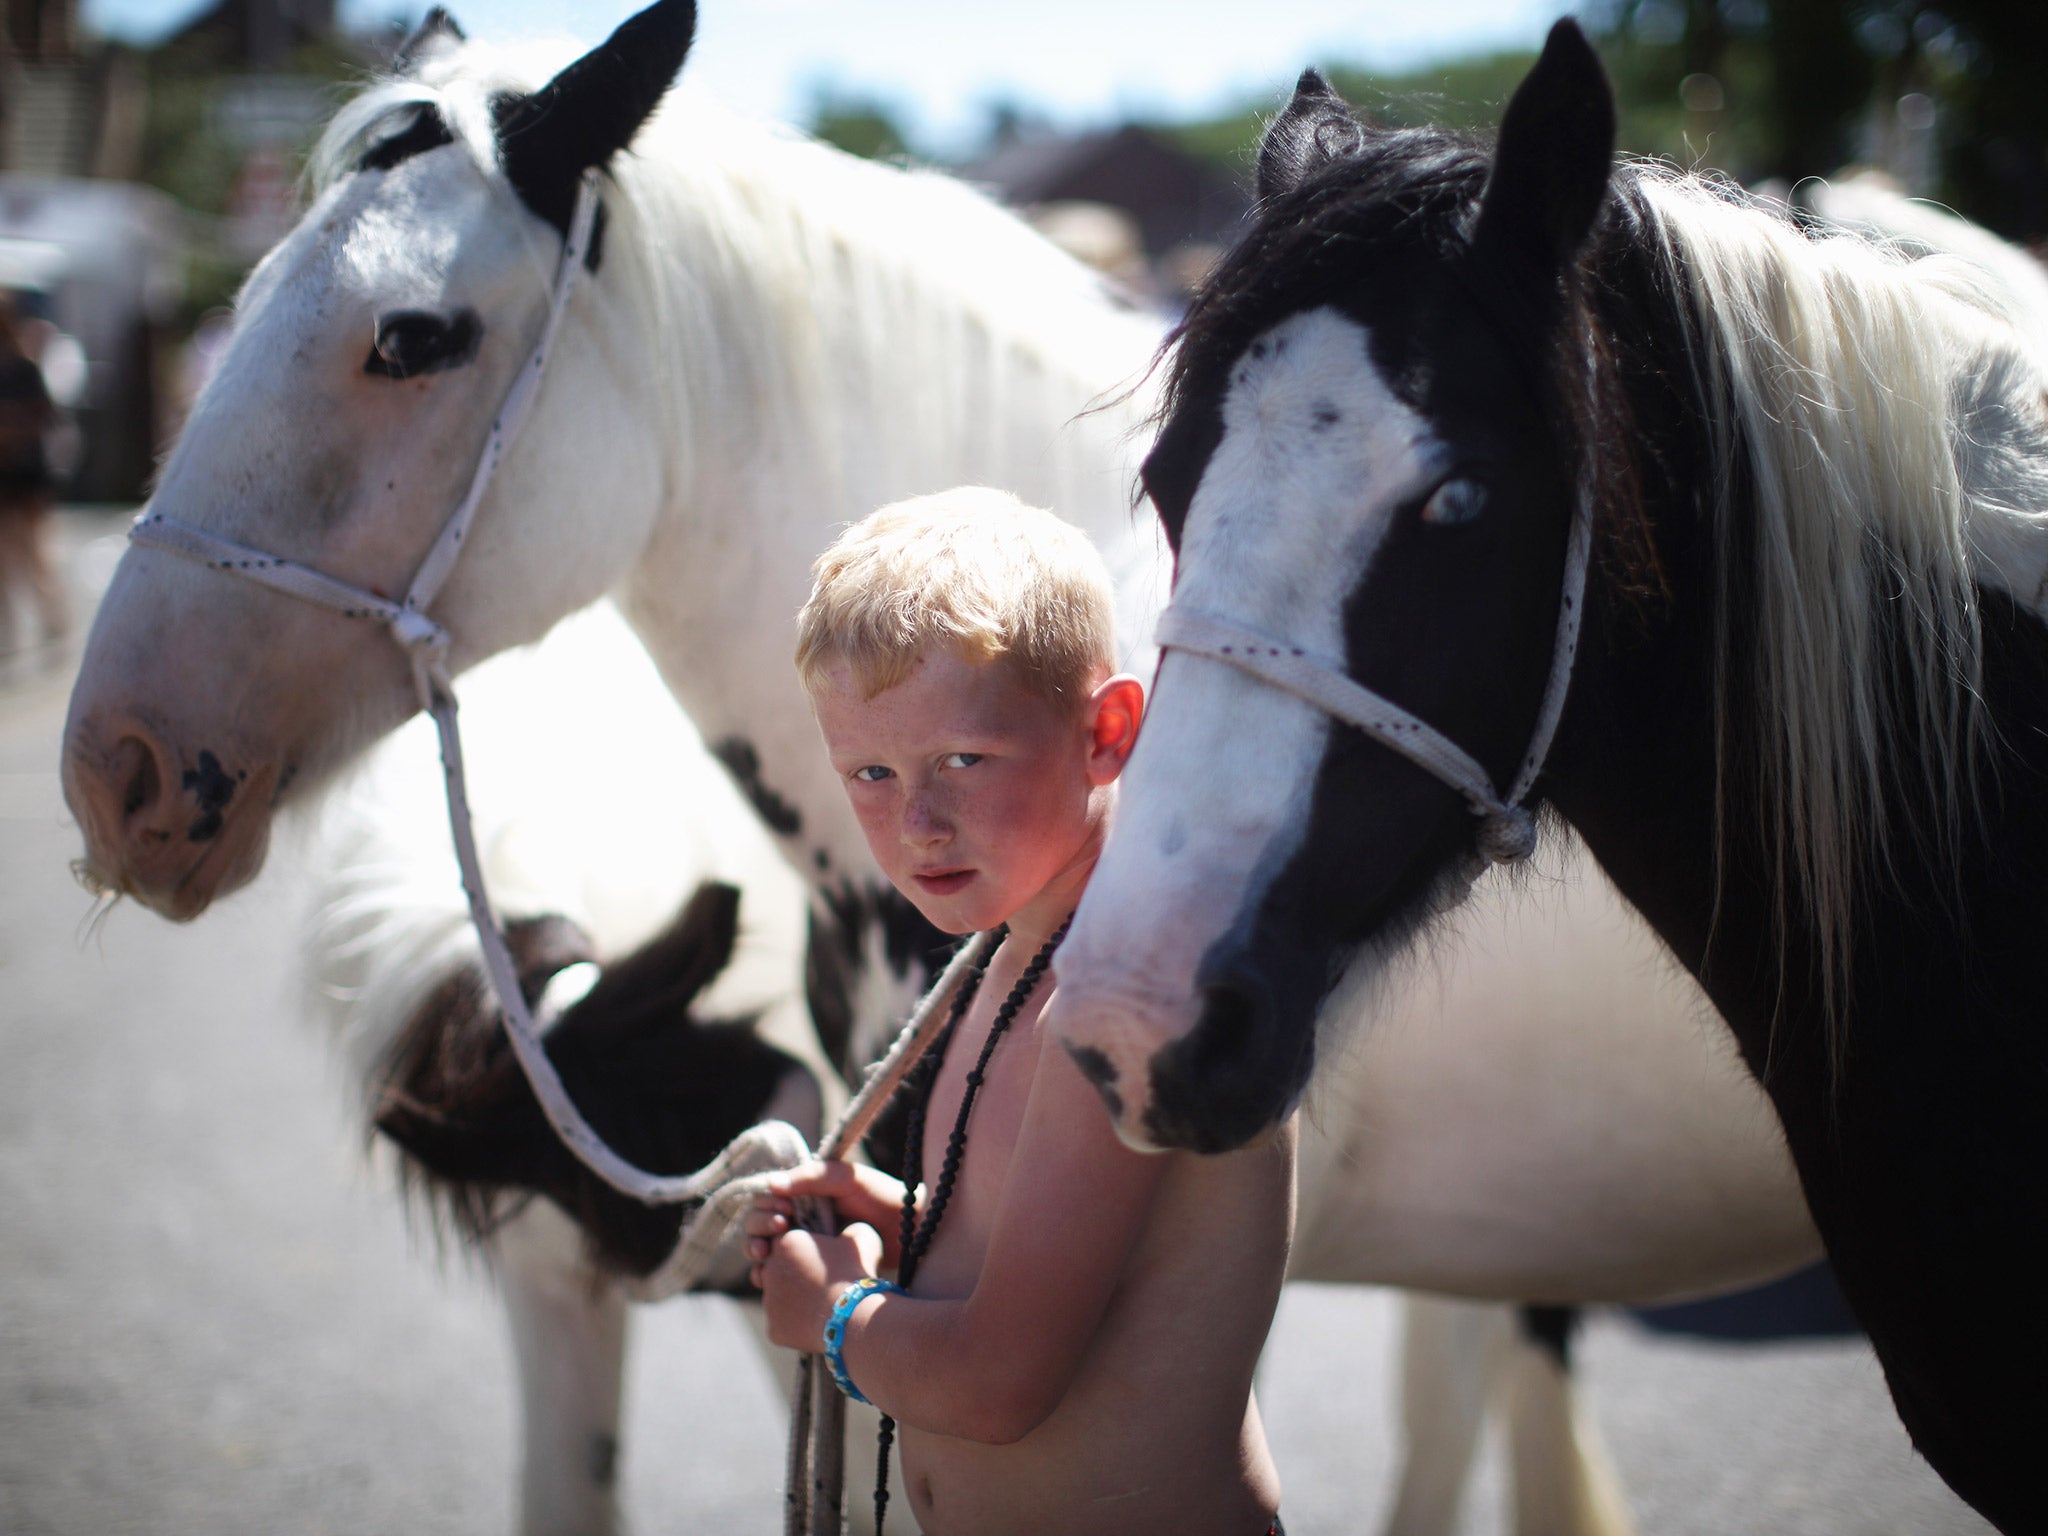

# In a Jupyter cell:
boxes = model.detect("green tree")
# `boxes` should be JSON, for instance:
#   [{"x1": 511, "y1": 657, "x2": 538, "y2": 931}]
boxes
[
  {"x1": 808, "y1": 87, "x2": 913, "y2": 162},
  {"x1": 1150, "y1": 2, "x2": 2046, "y2": 238}
]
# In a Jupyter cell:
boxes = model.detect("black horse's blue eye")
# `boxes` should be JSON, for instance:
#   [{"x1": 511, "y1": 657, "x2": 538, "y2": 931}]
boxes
[
  {"x1": 365, "y1": 308, "x2": 482, "y2": 379},
  {"x1": 1420, "y1": 477, "x2": 1487, "y2": 527}
]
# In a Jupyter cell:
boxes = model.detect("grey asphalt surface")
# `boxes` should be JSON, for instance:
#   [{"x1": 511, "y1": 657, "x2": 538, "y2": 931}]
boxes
[{"x1": 1, "y1": 511, "x2": 1992, "y2": 1536}]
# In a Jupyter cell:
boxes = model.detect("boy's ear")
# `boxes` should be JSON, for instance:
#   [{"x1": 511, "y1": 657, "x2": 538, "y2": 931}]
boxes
[{"x1": 1086, "y1": 674, "x2": 1145, "y2": 784}]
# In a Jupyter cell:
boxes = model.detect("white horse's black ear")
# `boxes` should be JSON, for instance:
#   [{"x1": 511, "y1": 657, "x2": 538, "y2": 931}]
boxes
[
  {"x1": 497, "y1": 0, "x2": 697, "y2": 237},
  {"x1": 1256, "y1": 69, "x2": 1368, "y2": 203},
  {"x1": 1471, "y1": 19, "x2": 1615, "y2": 279},
  {"x1": 392, "y1": 7, "x2": 464, "y2": 75}
]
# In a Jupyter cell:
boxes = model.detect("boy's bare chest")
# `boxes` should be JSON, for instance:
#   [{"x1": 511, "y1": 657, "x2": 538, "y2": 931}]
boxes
[{"x1": 911, "y1": 995, "x2": 1048, "y2": 1295}]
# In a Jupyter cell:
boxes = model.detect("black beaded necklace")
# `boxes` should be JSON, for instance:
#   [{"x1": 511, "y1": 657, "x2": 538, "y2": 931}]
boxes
[{"x1": 871, "y1": 917, "x2": 1069, "y2": 1536}]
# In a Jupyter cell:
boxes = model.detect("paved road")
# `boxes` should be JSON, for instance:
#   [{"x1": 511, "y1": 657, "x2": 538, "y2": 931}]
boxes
[{"x1": 1, "y1": 512, "x2": 1990, "y2": 1535}]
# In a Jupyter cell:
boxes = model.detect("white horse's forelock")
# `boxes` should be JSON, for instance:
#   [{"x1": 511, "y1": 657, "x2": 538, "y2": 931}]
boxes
[
  {"x1": 1633, "y1": 167, "x2": 2048, "y2": 1041},
  {"x1": 306, "y1": 37, "x2": 564, "y2": 193}
]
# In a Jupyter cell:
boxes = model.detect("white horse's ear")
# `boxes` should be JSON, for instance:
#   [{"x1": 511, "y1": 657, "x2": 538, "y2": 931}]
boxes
[
  {"x1": 497, "y1": 0, "x2": 697, "y2": 237},
  {"x1": 1256, "y1": 69, "x2": 1368, "y2": 203},
  {"x1": 392, "y1": 7, "x2": 465, "y2": 75},
  {"x1": 1471, "y1": 19, "x2": 1615, "y2": 283}
]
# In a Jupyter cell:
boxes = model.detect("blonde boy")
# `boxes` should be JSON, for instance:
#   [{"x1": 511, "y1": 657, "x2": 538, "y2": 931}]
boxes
[{"x1": 746, "y1": 487, "x2": 1295, "y2": 1536}]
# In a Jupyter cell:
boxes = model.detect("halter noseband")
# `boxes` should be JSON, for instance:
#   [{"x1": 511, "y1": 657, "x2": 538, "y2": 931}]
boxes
[
  {"x1": 1154, "y1": 466, "x2": 1593, "y2": 866},
  {"x1": 124, "y1": 173, "x2": 738, "y2": 1207}
]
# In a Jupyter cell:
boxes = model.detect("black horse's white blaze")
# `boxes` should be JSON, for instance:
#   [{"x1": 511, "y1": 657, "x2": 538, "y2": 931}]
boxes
[{"x1": 1063, "y1": 307, "x2": 1443, "y2": 1101}]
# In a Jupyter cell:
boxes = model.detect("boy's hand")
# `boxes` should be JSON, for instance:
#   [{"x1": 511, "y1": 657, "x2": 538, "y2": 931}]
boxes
[
  {"x1": 754, "y1": 1223, "x2": 886, "y2": 1352},
  {"x1": 744, "y1": 1160, "x2": 910, "y2": 1270}
]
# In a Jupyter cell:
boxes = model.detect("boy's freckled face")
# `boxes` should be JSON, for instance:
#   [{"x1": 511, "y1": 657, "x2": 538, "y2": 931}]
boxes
[{"x1": 816, "y1": 648, "x2": 1106, "y2": 934}]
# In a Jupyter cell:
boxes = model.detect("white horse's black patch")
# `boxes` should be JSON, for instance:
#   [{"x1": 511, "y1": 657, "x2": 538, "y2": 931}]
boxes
[
  {"x1": 374, "y1": 882, "x2": 810, "y2": 1281},
  {"x1": 709, "y1": 735, "x2": 803, "y2": 837}
]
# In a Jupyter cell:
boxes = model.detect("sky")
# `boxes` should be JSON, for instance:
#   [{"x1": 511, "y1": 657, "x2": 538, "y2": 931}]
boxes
[{"x1": 80, "y1": 0, "x2": 1577, "y2": 152}]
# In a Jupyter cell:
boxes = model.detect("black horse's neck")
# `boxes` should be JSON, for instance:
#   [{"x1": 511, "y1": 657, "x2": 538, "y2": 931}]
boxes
[{"x1": 1543, "y1": 201, "x2": 2048, "y2": 1535}]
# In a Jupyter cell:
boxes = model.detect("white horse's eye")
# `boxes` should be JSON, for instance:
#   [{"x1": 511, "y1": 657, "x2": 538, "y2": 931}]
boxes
[
  {"x1": 366, "y1": 308, "x2": 482, "y2": 380},
  {"x1": 1420, "y1": 477, "x2": 1487, "y2": 526}
]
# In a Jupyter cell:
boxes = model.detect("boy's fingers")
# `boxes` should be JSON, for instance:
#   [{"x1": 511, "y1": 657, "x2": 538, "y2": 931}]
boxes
[{"x1": 768, "y1": 1159, "x2": 856, "y2": 1196}]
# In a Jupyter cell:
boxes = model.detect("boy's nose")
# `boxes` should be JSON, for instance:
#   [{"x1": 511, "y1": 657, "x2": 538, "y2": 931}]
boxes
[{"x1": 903, "y1": 795, "x2": 951, "y2": 845}]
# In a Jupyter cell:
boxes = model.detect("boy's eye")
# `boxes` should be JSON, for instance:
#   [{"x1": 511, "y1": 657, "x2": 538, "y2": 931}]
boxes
[
  {"x1": 852, "y1": 765, "x2": 893, "y2": 783},
  {"x1": 942, "y1": 753, "x2": 983, "y2": 769}
]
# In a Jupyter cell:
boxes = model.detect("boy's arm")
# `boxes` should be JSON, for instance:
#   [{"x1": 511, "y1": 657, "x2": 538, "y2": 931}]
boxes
[{"x1": 759, "y1": 1027, "x2": 1168, "y2": 1445}]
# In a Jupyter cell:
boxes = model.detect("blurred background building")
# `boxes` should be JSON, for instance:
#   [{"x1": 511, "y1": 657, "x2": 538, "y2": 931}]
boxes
[
  {"x1": 1, "y1": 0, "x2": 2044, "y2": 502},
  {"x1": 1, "y1": 0, "x2": 371, "y2": 500}
]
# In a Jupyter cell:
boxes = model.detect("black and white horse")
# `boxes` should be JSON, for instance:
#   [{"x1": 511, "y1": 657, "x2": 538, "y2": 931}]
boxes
[{"x1": 1057, "y1": 23, "x2": 2048, "y2": 1532}]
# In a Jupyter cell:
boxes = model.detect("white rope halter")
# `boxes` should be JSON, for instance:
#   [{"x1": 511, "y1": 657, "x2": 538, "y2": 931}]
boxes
[
  {"x1": 1154, "y1": 478, "x2": 1593, "y2": 865},
  {"x1": 126, "y1": 168, "x2": 839, "y2": 1215},
  {"x1": 128, "y1": 174, "x2": 717, "y2": 1190}
]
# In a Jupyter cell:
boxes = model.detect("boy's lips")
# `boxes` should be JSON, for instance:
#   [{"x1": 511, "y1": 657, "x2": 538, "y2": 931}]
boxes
[{"x1": 913, "y1": 868, "x2": 975, "y2": 896}]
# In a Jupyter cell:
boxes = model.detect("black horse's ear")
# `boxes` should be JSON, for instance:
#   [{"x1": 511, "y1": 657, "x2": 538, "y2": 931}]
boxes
[
  {"x1": 1471, "y1": 19, "x2": 1615, "y2": 278},
  {"x1": 496, "y1": 0, "x2": 697, "y2": 236},
  {"x1": 1256, "y1": 69, "x2": 1369, "y2": 203},
  {"x1": 393, "y1": 7, "x2": 465, "y2": 75}
]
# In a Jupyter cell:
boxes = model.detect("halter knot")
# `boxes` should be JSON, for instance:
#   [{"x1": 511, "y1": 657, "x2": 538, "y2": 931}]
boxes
[
  {"x1": 1476, "y1": 804, "x2": 1539, "y2": 865},
  {"x1": 389, "y1": 607, "x2": 449, "y2": 655}
]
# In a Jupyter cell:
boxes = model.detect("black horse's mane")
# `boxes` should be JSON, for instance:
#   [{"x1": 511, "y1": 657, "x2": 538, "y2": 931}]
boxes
[
  {"x1": 1163, "y1": 124, "x2": 1668, "y2": 613},
  {"x1": 1160, "y1": 127, "x2": 1492, "y2": 423}
]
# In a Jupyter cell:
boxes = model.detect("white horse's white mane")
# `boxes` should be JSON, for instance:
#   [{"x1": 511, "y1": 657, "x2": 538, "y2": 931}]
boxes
[
  {"x1": 1631, "y1": 166, "x2": 2048, "y2": 1017},
  {"x1": 309, "y1": 37, "x2": 1162, "y2": 529}
]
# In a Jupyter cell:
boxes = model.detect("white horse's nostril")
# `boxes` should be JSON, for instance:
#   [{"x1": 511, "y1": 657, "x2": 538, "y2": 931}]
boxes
[{"x1": 112, "y1": 735, "x2": 159, "y2": 822}]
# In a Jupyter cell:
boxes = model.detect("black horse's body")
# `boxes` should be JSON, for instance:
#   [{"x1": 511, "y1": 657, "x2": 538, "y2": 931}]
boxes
[
  {"x1": 1060, "y1": 23, "x2": 2048, "y2": 1530},
  {"x1": 1560, "y1": 186, "x2": 2048, "y2": 1531}
]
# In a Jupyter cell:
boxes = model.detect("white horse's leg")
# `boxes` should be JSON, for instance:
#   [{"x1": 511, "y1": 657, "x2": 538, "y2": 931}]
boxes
[
  {"x1": 1380, "y1": 1294, "x2": 1506, "y2": 1536},
  {"x1": 1381, "y1": 1299, "x2": 1636, "y2": 1536},
  {"x1": 494, "y1": 1203, "x2": 629, "y2": 1536},
  {"x1": 1494, "y1": 1312, "x2": 1635, "y2": 1536}
]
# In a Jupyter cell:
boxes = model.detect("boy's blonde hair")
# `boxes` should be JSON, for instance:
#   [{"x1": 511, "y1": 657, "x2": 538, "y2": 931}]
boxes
[{"x1": 795, "y1": 487, "x2": 1117, "y2": 704}]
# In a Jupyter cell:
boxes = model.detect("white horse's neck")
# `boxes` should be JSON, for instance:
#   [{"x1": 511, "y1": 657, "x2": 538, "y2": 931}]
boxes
[{"x1": 600, "y1": 96, "x2": 1171, "y2": 887}]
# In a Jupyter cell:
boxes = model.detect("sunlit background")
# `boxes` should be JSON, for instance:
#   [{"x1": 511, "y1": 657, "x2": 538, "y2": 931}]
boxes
[{"x1": 3, "y1": 0, "x2": 2044, "y2": 509}]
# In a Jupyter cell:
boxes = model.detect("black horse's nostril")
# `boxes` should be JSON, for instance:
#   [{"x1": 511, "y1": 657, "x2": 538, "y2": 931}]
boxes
[
  {"x1": 1143, "y1": 975, "x2": 1313, "y2": 1154},
  {"x1": 1063, "y1": 1043, "x2": 1125, "y2": 1120}
]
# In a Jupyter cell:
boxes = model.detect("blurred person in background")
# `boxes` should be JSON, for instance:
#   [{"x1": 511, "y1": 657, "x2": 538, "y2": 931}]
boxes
[{"x1": 0, "y1": 292, "x2": 73, "y2": 665}]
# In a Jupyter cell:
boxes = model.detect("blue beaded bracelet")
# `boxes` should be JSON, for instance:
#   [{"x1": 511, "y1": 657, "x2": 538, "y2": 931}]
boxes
[{"x1": 823, "y1": 1277, "x2": 901, "y2": 1404}]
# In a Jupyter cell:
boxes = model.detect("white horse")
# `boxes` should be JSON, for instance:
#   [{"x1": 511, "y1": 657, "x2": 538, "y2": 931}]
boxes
[{"x1": 57, "y1": 4, "x2": 1815, "y2": 1531}]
